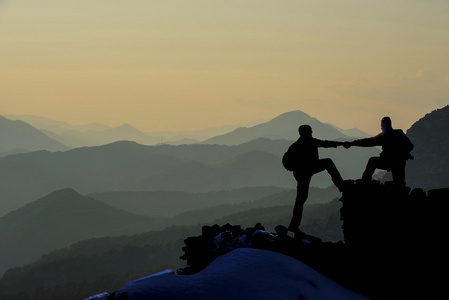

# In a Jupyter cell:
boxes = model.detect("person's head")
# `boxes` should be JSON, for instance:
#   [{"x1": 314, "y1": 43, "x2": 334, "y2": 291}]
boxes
[
  {"x1": 381, "y1": 116, "x2": 392, "y2": 131},
  {"x1": 298, "y1": 125, "x2": 313, "y2": 137}
]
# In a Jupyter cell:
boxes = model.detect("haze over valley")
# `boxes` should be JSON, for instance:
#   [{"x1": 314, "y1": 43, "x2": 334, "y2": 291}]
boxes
[{"x1": 0, "y1": 110, "x2": 377, "y2": 214}]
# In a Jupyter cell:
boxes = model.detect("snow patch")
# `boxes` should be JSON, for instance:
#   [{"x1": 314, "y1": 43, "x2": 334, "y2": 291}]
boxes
[{"x1": 88, "y1": 248, "x2": 368, "y2": 300}]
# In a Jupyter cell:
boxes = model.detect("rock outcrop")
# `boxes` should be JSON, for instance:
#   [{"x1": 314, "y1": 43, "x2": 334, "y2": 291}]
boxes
[{"x1": 180, "y1": 180, "x2": 449, "y2": 299}]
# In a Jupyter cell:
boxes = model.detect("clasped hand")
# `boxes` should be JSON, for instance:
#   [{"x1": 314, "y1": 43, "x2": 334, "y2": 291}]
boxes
[{"x1": 342, "y1": 141, "x2": 352, "y2": 149}]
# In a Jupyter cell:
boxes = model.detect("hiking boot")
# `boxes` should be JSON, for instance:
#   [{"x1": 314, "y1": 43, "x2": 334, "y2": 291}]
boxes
[
  {"x1": 293, "y1": 230, "x2": 307, "y2": 240},
  {"x1": 274, "y1": 225, "x2": 288, "y2": 237},
  {"x1": 288, "y1": 226, "x2": 306, "y2": 237}
]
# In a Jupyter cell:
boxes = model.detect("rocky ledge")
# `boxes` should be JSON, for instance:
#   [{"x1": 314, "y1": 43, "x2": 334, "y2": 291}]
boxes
[{"x1": 180, "y1": 180, "x2": 449, "y2": 299}]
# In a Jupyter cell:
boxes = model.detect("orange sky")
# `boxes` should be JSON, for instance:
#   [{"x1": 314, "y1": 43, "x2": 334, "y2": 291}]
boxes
[{"x1": 1, "y1": 0, "x2": 448, "y2": 134}]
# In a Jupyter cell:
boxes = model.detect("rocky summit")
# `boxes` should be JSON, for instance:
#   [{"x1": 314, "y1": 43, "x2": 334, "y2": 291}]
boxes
[
  {"x1": 178, "y1": 180, "x2": 448, "y2": 299},
  {"x1": 87, "y1": 180, "x2": 448, "y2": 300}
]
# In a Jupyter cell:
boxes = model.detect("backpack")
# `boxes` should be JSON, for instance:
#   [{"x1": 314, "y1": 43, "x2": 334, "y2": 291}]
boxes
[
  {"x1": 282, "y1": 150, "x2": 297, "y2": 171},
  {"x1": 389, "y1": 130, "x2": 415, "y2": 160}
]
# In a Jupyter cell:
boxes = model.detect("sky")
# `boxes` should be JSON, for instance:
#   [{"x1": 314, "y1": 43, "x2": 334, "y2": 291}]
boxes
[{"x1": 1, "y1": 0, "x2": 448, "y2": 134}]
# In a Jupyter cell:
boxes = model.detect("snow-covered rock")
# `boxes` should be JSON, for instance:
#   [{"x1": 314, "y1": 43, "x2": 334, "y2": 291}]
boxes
[{"x1": 87, "y1": 248, "x2": 368, "y2": 300}]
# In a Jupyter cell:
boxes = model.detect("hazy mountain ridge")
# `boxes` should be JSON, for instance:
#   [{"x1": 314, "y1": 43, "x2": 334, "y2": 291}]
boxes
[
  {"x1": 88, "y1": 186, "x2": 340, "y2": 229},
  {"x1": 0, "y1": 188, "x2": 160, "y2": 275},
  {"x1": 149, "y1": 119, "x2": 267, "y2": 144},
  {"x1": 0, "y1": 138, "x2": 378, "y2": 215},
  {"x1": 3, "y1": 111, "x2": 366, "y2": 149},
  {"x1": 0, "y1": 116, "x2": 70, "y2": 155},
  {"x1": 88, "y1": 187, "x2": 289, "y2": 217},
  {"x1": 0, "y1": 110, "x2": 376, "y2": 212},
  {"x1": 2, "y1": 115, "x2": 110, "y2": 134},
  {"x1": 3, "y1": 114, "x2": 267, "y2": 147},
  {"x1": 203, "y1": 110, "x2": 351, "y2": 145},
  {"x1": 327, "y1": 123, "x2": 371, "y2": 138},
  {"x1": 405, "y1": 105, "x2": 449, "y2": 189},
  {"x1": 0, "y1": 183, "x2": 340, "y2": 279},
  {"x1": 0, "y1": 195, "x2": 342, "y2": 300},
  {"x1": 40, "y1": 123, "x2": 162, "y2": 148}
]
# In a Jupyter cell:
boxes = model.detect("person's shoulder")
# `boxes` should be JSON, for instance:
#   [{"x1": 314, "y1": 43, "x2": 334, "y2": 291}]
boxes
[
  {"x1": 288, "y1": 139, "x2": 301, "y2": 149},
  {"x1": 295, "y1": 136, "x2": 312, "y2": 143},
  {"x1": 305, "y1": 136, "x2": 321, "y2": 144},
  {"x1": 393, "y1": 129, "x2": 406, "y2": 135},
  {"x1": 289, "y1": 137, "x2": 311, "y2": 149}
]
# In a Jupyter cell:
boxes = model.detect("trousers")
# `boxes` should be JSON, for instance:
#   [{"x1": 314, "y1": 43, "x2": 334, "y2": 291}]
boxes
[
  {"x1": 362, "y1": 156, "x2": 406, "y2": 185},
  {"x1": 289, "y1": 158, "x2": 343, "y2": 229}
]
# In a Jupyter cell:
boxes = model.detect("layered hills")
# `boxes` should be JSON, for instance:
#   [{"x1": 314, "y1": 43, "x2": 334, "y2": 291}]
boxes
[
  {"x1": 0, "y1": 191, "x2": 342, "y2": 299},
  {"x1": 0, "y1": 184, "x2": 340, "y2": 276},
  {"x1": 3, "y1": 104, "x2": 448, "y2": 218},
  {"x1": 203, "y1": 110, "x2": 351, "y2": 145},
  {"x1": 0, "y1": 109, "x2": 378, "y2": 216},
  {"x1": 0, "y1": 106, "x2": 448, "y2": 299},
  {"x1": 0, "y1": 116, "x2": 69, "y2": 156},
  {"x1": 88, "y1": 186, "x2": 289, "y2": 217},
  {"x1": 0, "y1": 138, "x2": 377, "y2": 215},
  {"x1": 3, "y1": 114, "x2": 267, "y2": 147},
  {"x1": 0, "y1": 188, "x2": 158, "y2": 274}
]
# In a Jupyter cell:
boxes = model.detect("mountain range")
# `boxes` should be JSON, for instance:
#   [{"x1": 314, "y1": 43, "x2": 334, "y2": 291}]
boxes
[
  {"x1": 0, "y1": 116, "x2": 69, "y2": 156},
  {"x1": 0, "y1": 105, "x2": 448, "y2": 298},
  {"x1": 203, "y1": 110, "x2": 356, "y2": 145},
  {"x1": 3, "y1": 114, "x2": 267, "y2": 147},
  {"x1": 0, "y1": 138, "x2": 378, "y2": 215},
  {"x1": 0, "y1": 105, "x2": 446, "y2": 216},
  {"x1": 0, "y1": 109, "x2": 379, "y2": 215},
  {"x1": 88, "y1": 186, "x2": 288, "y2": 217},
  {"x1": 3, "y1": 111, "x2": 369, "y2": 149},
  {"x1": 0, "y1": 184, "x2": 339, "y2": 276},
  {"x1": 0, "y1": 188, "x2": 160, "y2": 275},
  {"x1": 0, "y1": 188, "x2": 343, "y2": 299}
]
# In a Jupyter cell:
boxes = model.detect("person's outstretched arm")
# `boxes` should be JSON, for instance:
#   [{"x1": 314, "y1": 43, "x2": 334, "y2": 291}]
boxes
[
  {"x1": 315, "y1": 139, "x2": 344, "y2": 148},
  {"x1": 350, "y1": 133, "x2": 383, "y2": 147}
]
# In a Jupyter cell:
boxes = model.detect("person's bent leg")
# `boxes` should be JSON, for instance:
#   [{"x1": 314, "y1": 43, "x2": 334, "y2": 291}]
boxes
[
  {"x1": 362, "y1": 156, "x2": 382, "y2": 181},
  {"x1": 317, "y1": 158, "x2": 344, "y2": 191}
]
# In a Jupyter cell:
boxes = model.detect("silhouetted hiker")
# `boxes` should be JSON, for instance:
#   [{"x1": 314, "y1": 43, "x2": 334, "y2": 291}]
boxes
[
  {"x1": 283, "y1": 125, "x2": 345, "y2": 237},
  {"x1": 344, "y1": 116, "x2": 414, "y2": 185}
]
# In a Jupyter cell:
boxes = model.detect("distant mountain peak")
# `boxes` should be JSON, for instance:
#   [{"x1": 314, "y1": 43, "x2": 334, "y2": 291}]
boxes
[
  {"x1": 203, "y1": 110, "x2": 348, "y2": 145},
  {"x1": 110, "y1": 123, "x2": 141, "y2": 132},
  {"x1": 115, "y1": 123, "x2": 136, "y2": 129},
  {"x1": 275, "y1": 110, "x2": 313, "y2": 119},
  {"x1": 45, "y1": 187, "x2": 80, "y2": 198},
  {"x1": 0, "y1": 187, "x2": 156, "y2": 276},
  {"x1": 36, "y1": 188, "x2": 90, "y2": 207},
  {"x1": 266, "y1": 110, "x2": 318, "y2": 125}
]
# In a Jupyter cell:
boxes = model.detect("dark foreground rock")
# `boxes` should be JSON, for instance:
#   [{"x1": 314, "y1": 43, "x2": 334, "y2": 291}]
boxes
[{"x1": 180, "y1": 180, "x2": 449, "y2": 299}]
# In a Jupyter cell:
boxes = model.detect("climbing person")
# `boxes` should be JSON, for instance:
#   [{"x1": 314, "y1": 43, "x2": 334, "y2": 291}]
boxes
[
  {"x1": 283, "y1": 124, "x2": 345, "y2": 237},
  {"x1": 343, "y1": 116, "x2": 414, "y2": 186}
]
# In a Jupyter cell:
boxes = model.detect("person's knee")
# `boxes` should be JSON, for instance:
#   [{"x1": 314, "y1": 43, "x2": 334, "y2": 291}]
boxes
[{"x1": 367, "y1": 156, "x2": 379, "y2": 166}]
